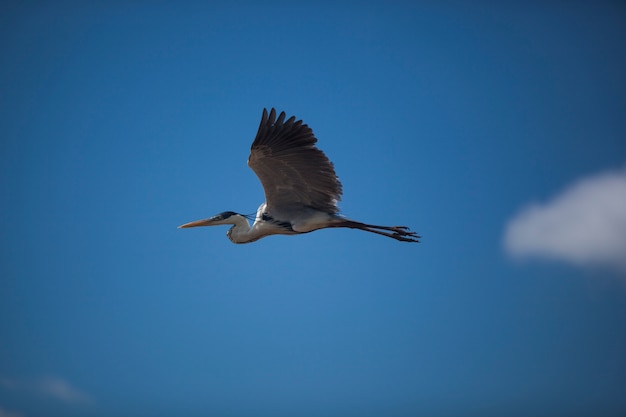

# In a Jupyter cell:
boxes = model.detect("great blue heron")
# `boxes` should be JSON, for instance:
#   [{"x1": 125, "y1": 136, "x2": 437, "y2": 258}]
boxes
[{"x1": 179, "y1": 108, "x2": 420, "y2": 244}]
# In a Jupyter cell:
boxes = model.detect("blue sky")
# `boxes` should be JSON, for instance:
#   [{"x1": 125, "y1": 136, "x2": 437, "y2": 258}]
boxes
[{"x1": 1, "y1": 2, "x2": 625, "y2": 417}]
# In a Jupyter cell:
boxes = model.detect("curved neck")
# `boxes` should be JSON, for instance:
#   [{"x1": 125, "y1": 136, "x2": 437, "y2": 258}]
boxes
[{"x1": 226, "y1": 215, "x2": 258, "y2": 244}]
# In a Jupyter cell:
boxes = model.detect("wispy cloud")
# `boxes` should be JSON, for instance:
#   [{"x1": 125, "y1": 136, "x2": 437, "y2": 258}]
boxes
[
  {"x1": 503, "y1": 167, "x2": 626, "y2": 273},
  {"x1": 0, "y1": 406, "x2": 25, "y2": 417},
  {"x1": 0, "y1": 375, "x2": 92, "y2": 405},
  {"x1": 36, "y1": 376, "x2": 92, "y2": 404}
]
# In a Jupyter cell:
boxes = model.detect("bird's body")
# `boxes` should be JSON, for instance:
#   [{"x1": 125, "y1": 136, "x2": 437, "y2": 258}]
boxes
[{"x1": 179, "y1": 108, "x2": 420, "y2": 244}]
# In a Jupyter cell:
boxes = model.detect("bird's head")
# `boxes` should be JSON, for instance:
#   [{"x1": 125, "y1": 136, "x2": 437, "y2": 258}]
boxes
[{"x1": 178, "y1": 211, "x2": 242, "y2": 229}]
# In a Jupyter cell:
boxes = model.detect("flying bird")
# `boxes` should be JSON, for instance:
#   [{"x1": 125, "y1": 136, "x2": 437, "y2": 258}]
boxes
[{"x1": 179, "y1": 108, "x2": 420, "y2": 244}]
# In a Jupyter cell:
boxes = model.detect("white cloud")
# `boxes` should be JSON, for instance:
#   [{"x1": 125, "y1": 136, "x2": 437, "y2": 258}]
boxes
[{"x1": 504, "y1": 167, "x2": 626, "y2": 273}]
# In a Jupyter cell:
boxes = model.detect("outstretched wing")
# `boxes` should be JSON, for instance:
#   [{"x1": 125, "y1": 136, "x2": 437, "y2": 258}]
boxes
[{"x1": 248, "y1": 108, "x2": 343, "y2": 215}]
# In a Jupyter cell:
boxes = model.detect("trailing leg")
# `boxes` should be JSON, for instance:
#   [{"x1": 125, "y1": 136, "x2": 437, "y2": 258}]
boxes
[{"x1": 331, "y1": 220, "x2": 420, "y2": 243}]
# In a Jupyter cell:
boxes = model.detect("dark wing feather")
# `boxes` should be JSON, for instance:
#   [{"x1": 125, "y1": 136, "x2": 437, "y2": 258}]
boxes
[{"x1": 248, "y1": 108, "x2": 343, "y2": 214}]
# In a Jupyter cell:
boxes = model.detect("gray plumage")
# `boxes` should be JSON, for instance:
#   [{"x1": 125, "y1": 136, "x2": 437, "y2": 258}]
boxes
[{"x1": 248, "y1": 108, "x2": 342, "y2": 216}]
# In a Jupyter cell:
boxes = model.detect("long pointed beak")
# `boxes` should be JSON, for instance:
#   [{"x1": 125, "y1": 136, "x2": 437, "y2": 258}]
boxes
[{"x1": 178, "y1": 218, "x2": 216, "y2": 228}]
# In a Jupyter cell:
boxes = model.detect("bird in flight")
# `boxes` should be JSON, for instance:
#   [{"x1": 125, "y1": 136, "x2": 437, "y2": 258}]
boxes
[{"x1": 179, "y1": 108, "x2": 420, "y2": 244}]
